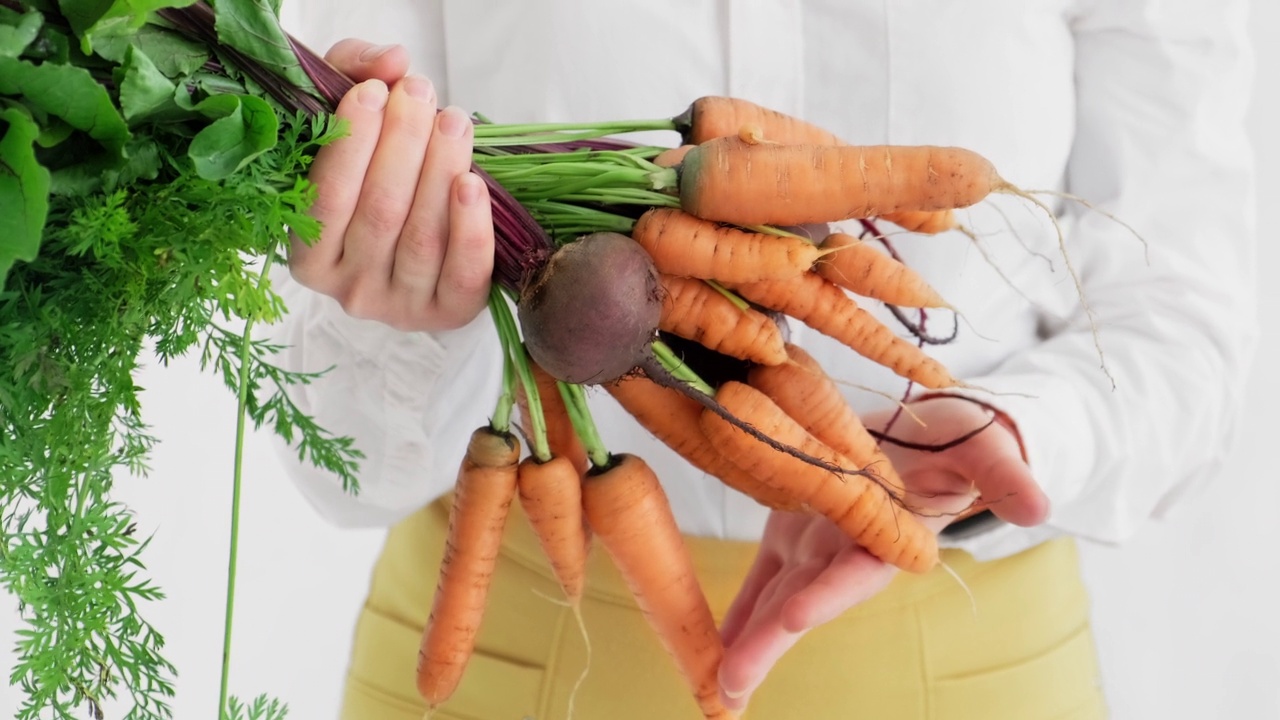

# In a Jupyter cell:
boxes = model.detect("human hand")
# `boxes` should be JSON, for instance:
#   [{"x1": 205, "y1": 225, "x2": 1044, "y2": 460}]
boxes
[
  {"x1": 716, "y1": 395, "x2": 1049, "y2": 711},
  {"x1": 288, "y1": 39, "x2": 495, "y2": 332}
]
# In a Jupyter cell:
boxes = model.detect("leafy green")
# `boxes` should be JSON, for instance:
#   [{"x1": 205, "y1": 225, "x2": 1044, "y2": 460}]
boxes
[
  {"x1": 0, "y1": 2, "x2": 363, "y2": 718},
  {"x1": 188, "y1": 92, "x2": 277, "y2": 179},
  {"x1": 0, "y1": 106, "x2": 50, "y2": 287},
  {"x1": 0, "y1": 7, "x2": 42, "y2": 56},
  {"x1": 211, "y1": 0, "x2": 313, "y2": 91},
  {"x1": 93, "y1": 21, "x2": 209, "y2": 74},
  {"x1": 223, "y1": 695, "x2": 289, "y2": 720},
  {"x1": 116, "y1": 45, "x2": 179, "y2": 122},
  {"x1": 0, "y1": 55, "x2": 132, "y2": 158}
]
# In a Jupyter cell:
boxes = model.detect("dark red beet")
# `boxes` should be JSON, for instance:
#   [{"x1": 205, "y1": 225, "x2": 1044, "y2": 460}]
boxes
[{"x1": 518, "y1": 232, "x2": 663, "y2": 384}]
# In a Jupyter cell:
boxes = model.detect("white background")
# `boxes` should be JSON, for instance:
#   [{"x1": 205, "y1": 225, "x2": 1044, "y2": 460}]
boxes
[{"x1": 3, "y1": 3, "x2": 1279, "y2": 718}]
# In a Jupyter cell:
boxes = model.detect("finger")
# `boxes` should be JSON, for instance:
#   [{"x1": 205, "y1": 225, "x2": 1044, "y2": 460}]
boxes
[
  {"x1": 719, "y1": 550, "x2": 783, "y2": 649},
  {"x1": 289, "y1": 79, "x2": 388, "y2": 286},
  {"x1": 429, "y1": 173, "x2": 495, "y2": 328},
  {"x1": 950, "y1": 426, "x2": 1048, "y2": 526},
  {"x1": 718, "y1": 562, "x2": 829, "y2": 710},
  {"x1": 340, "y1": 75, "x2": 439, "y2": 278},
  {"x1": 778, "y1": 546, "x2": 893, "y2": 633},
  {"x1": 393, "y1": 106, "x2": 476, "y2": 296},
  {"x1": 323, "y1": 38, "x2": 411, "y2": 84}
]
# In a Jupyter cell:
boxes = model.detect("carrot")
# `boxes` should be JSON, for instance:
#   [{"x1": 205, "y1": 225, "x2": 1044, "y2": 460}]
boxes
[
  {"x1": 675, "y1": 95, "x2": 844, "y2": 147},
  {"x1": 669, "y1": 99, "x2": 969, "y2": 239},
  {"x1": 748, "y1": 344, "x2": 906, "y2": 499},
  {"x1": 679, "y1": 137, "x2": 1007, "y2": 227},
  {"x1": 654, "y1": 144, "x2": 695, "y2": 168},
  {"x1": 605, "y1": 374, "x2": 801, "y2": 511},
  {"x1": 658, "y1": 274, "x2": 788, "y2": 366},
  {"x1": 815, "y1": 232, "x2": 948, "y2": 308},
  {"x1": 699, "y1": 382, "x2": 938, "y2": 574},
  {"x1": 517, "y1": 454, "x2": 589, "y2": 605},
  {"x1": 581, "y1": 453, "x2": 735, "y2": 720},
  {"x1": 417, "y1": 426, "x2": 521, "y2": 709},
  {"x1": 517, "y1": 360, "x2": 589, "y2": 476},
  {"x1": 631, "y1": 207, "x2": 823, "y2": 284},
  {"x1": 878, "y1": 209, "x2": 959, "y2": 235},
  {"x1": 731, "y1": 271, "x2": 959, "y2": 389}
]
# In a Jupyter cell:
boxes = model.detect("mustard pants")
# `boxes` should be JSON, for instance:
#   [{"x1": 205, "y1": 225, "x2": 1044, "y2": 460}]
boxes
[{"x1": 340, "y1": 498, "x2": 1107, "y2": 720}]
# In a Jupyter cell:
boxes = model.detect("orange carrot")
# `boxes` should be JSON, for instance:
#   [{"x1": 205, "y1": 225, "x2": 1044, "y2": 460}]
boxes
[
  {"x1": 417, "y1": 426, "x2": 520, "y2": 709},
  {"x1": 654, "y1": 144, "x2": 695, "y2": 168},
  {"x1": 679, "y1": 137, "x2": 1006, "y2": 227},
  {"x1": 731, "y1": 271, "x2": 959, "y2": 389},
  {"x1": 815, "y1": 232, "x2": 948, "y2": 308},
  {"x1": 676, "y1": 95, "x2": 844, "y2": 147},
  {"x1": 605, "y1": 375, "x2": 801, "y2": 511},
  {"x1": 699, "y1": 381, "x2": 938, "y2": 573},
  {"x1": 672, "y1": 99, "x2": 963, "y2": 235},
  {"x1": 517, "y1": 454, "x2": 588, "y2": 605},
  {"x1": 878, "y1": 209, "x2": 959, "y2": 235},
  {"x1": 748, "y1": 344, "x2": 906, "y2": 498},
  {"x1": 517, "y1": 361, "x2": 589, "y2": 476},
  {"x1": 581, "y1": 453, "x2": 735, "y2": 720},
  {"x1": 658, "y1": 274, "x2": 788, "y2": 366},
  {"x1": 631, "y1": 207, "x2": 823, "y2": 284}
]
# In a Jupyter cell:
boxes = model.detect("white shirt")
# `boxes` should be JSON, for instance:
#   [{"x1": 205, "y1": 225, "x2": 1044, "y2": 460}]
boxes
[{"x1": 267, "y1": 0, "x2": 1257, "y2": 562}]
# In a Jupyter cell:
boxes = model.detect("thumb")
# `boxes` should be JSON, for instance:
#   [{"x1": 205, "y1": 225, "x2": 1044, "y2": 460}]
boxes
[{"x1": 323, "y1": 38, "x2": 411, "y2": 84}]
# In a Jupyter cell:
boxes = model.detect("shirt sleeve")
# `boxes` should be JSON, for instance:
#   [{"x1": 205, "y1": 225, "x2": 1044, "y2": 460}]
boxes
[
  {"x1": 258, "y1": 267, "x2": 504, "y2": 528},
  {"x1": 940, "y1": 0, "x2": 1258, "y2": 561}
]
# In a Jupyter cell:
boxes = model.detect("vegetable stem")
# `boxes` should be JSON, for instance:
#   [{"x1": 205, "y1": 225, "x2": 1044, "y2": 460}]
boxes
[
  {"x1": 489, "y1": 290, "x2": 518, "y2": 433},
  {"x1": 472, "y1": 118, "x2": 676, "y2": 142},
  {"x1": 650, "y1": 340, "x2": 715, "y2": 396},
  {"x1": 558, "y1": 382, "x2": 610, "y2": 469},
  {"x1": 218, "y1": 250, "x2": 278, "y2": 718},
  {"x1": 489, "y1": 288, "x2": 550, "y2": 460}
]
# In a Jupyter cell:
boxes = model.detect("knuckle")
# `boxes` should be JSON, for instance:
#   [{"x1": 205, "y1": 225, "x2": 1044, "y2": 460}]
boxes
[
  {"x1": 336, "y1": 280, "x2": 386, "y2": 321},
  {"x1": 441, "y1": 264, "x2": 492, "y2": 300},
  {"x1": 356, "y1": 194, "x2": 408, "y2": 238},
  {"x1": 397, "y1": 223, "x2": 443, "y2": 264}
]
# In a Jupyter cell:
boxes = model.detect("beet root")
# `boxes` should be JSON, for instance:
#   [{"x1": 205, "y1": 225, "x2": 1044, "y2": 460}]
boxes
[{"x1": 518, "y1": 232, "x2": 664, "y2": 385}]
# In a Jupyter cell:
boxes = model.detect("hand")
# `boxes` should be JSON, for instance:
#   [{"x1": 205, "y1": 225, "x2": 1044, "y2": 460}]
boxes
[
  {"x1": 716, "y1": 395, "x2": 1050, "y2": 711},
  {"x1": 288, "y1": 39, "x2": 495, "y2": 332}
]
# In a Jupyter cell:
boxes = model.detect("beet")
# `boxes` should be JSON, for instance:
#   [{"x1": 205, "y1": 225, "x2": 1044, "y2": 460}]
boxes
[{"x1": 518, "y1": 232, "x2": 664, "y2": 385}]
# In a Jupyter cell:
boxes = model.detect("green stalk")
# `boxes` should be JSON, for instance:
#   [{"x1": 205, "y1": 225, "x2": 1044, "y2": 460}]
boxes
[
  {"x1": 489, "y1": 288, "x2": 550, "y2": 460},
  {"x1": 472, "y1": 118, "x2": 677, "y2": 143},
  {"x1": 490, "y1": 296, "x2": 518, "y2": 435},
  {"x1": 218, "y1": 249, "x2": 278, "y2": 719},
  {"x1": 650, "y1": 340, "x2": 715, "y2": 396},
  {"x1": 557, "y1": 382, "x2": 610, "y2": 469},
  {"x1": 704, "y1": 280, "x2": 751, "y2": 312}
]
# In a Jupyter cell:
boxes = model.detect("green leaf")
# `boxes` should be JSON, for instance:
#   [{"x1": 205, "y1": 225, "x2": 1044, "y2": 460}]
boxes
[
  {"x1": 0, "y1": 107, "x2": 51, "y2": 289},
  {"x1": 49, "y1": 136, "x2": 160, "y2": 195},
  {"x1": 188, "y1": 94, "x2": 278, "y2": 179},
  {"x1": 211, "y1": 0, "x2": 314, "y2": 91},
  {"x1": 98, "y1": 22, "x2": 209, "y2": 76},
  {"x1": 0, "y1": 9, "x2": 43, "y2": 58},
  {"x1": 0, "y1": 56, "x2": 131, "y2": 159},
  {"x1": 58, "y1": 0, "x2": 198, "y2": 54},
  {"x1": 117, "y1": 44, "x2": 179, "y2": 123}
]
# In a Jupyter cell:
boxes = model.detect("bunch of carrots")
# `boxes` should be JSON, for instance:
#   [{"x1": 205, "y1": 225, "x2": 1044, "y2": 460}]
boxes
[{"x1": 409, "y1": 96, "x2": 1058, "y2": 720}]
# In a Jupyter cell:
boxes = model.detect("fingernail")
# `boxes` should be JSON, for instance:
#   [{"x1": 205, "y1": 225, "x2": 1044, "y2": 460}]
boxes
[
  {"x1": 359, "y1": 44, "x2": 395, "y2": 62},
  {"x1": 403, "y1": 74, "x2": 436, "y2": 102},
  {"x1": 723, "y1": 686, "x2": 749, "y2": 700},
  {"x1": 457, "y1": 174, "x2": 482, "y2": 206},
  {"x1": 357, "y1": 80, "x2": 388, "y2": 110},
  {"x1": 437, "y1": 106, "x2": 470, "y2": 138}
]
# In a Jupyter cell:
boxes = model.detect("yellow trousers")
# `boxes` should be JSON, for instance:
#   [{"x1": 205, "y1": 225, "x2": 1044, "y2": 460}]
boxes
[{"x1": 341, "y1": 497, "x2": 1107, "y2": 720}]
